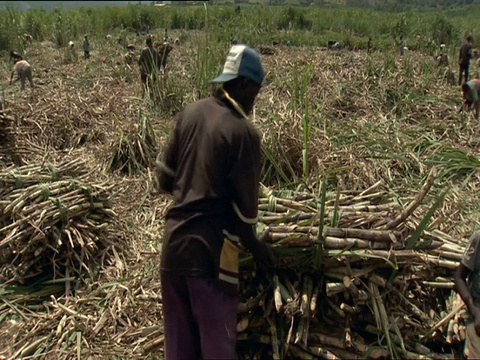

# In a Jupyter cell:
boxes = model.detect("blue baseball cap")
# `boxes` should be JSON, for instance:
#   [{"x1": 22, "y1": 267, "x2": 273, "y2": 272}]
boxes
[{"x1": 212, "y1": 45, "x2": 265, "y2": 86}]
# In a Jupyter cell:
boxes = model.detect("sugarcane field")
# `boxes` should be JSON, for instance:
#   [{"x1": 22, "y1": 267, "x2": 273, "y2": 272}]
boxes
[{"x1": 2, "y1": 1, "x2": 480, "y2": 359}]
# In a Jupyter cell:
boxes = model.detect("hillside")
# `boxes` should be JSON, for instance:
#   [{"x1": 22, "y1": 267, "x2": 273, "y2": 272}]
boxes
[
  {"x1": 0, "y1": 0, "x2": 477, "y2": 11},
  {"x1": 0, "y1": 1, "x2": 145, "y2": 11}
]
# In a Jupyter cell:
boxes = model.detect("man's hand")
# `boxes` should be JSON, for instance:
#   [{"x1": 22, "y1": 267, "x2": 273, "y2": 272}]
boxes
[
  {"x1": 459, "y1": 100, "x2": 472, "y2": 113},
  {"x1": 254, "y1": 230, "x2": 276, "y2": 271},
  {"x1": 258, "y1": 229, "x2": 270, "y2": 243}
]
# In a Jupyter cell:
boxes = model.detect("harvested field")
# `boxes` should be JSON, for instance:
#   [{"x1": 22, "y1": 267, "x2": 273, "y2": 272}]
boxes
[{"x1": 1, "y1": 25, "x2": 480, "y2": 359}]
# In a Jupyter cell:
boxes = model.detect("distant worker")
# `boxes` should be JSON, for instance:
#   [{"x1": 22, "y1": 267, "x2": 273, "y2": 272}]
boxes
[
  {"x1": 23, "y1": 33, "x2": 33, "y2": 46},
  {"x1": 163, "y1": 28, "x2": 169, "y2": 44},
  {"x1": 460, "y1": 78, "x2": 480, "y2": 120},
  {"x1": 437, "y1": 53, "x2": 449, "y2": 67},
  {"x1": 327, "y1": 40, "x2": 340, "y2": 50},
  {"x1": 124, "y1": 45, "x2": 136, "y2": 66},
  {"x1": 156, "y1": 43, "x2": 173, "y2": 73},
  {"x1": 367, "y1": 37, "x2": 372, "y2": 54},
  {"x1": 9, "y1": 58, "x2": 34, "y2": 91},
  {"x1": 437, "y1": 44, "x2": 449, "y2": 67},
  {"x1": 396, "y1": 35, "x2": 406, "y2": 56},
  {"x1": 454, "y1": 231, "x2": 480, "y2": 359},
  {"x1": 138, "y1": 36, "x2": 163, "y2": 97},
  {"x1": 459, "y1": 35, "x2": 473, "y2": 85},
  {"x1": 83, "y1": 35, "x2": 90, "y2": 59},
  {"x1": 68, "y1": 41, "x2": 77, "y2": 60}
]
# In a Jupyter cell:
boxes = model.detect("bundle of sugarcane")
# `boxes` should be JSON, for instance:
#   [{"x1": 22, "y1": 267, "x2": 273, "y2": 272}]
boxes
[
  {"x1": 238, "y1": 169, "x2": 466, "y2": 359},
  {"x1": 0, "y1": 113, "x2": 12, "y2": 144},
  {"x1": 0, "y1": 112, "x2": 20, "y2": 166},
  {"x1": 0, "y1": 158, "x2": 88, "y2": 194},
  {"x1": 0, "y1": 159, "x2": 116, "y2": 284},
  {"x1": 420, "y1": 292, "x2": 467, "y2": 351},
  {"x1": 104, "y1": 115, "x2": 157, "y2": 176}
]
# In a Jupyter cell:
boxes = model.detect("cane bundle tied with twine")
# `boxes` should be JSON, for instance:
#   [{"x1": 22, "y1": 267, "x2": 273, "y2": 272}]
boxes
[
  {"x1": 0, "y1": 159, "x2": 118, "y2": 285},
  {"x1": 238, "y1": 168, "x2": 467, "y2": 359}
]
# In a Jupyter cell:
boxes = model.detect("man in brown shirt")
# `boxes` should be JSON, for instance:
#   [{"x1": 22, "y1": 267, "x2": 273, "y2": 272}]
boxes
[{"x1": 156, "y1": 44, "x2": 273, "y2": 360}]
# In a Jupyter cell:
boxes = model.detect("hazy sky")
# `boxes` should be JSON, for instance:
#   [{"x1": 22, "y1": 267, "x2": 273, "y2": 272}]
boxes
[{"x1": 0, "y1": 1, "x2": 157, "y2": 11}]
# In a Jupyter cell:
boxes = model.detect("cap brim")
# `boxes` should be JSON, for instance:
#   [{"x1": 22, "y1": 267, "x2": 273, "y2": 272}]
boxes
[{"x1": 212, "y1": 73, "x2": 238, "y2": 84}]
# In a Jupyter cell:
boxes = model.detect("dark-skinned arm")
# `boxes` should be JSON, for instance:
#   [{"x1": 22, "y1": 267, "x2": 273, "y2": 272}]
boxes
[
  {"x1": 9, "y1": 70, "x2": 16, "y2": 85},
  {"x1": 155, "y1": 145, "x2": 176, "y2": 194},
  {"x1": 235, "y1": 223, "x2": 274, "y2": 270},
  {"x1": 229, "y1": 129, "x2": 274, "y2": 269},
  {"x1": 454, "y1": 263, "x2": 480, "y2": 334},
  {"x1": 155, "y1": 115, "x2": 181, "y2": 194},
  {"x1": 475, "y1": 93, "x2": 480, "y2": 120}
]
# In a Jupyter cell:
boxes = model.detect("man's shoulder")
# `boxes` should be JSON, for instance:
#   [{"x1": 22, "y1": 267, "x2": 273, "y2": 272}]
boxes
[
  {"x1": 179, "y1": 97, "x2": 220, "y2": 124},
  {"x1": 184, "y1": 97, "x2": 258, "y2": 135},
  {"x1": 185, "y1": 96, "x2": 233, "y2": 117},
  {"x1": 14, "y1": 60, "x2": 29, "y2": 67},
  {"x1": 461, "y1": 43, "x2": 473, "y2": 52},
  {"x1": 470, "y1": 231, "x2": 480, "y2": 243},
  {"x1": 463, "y1": 232, "x2": 480, "y2": 264}
]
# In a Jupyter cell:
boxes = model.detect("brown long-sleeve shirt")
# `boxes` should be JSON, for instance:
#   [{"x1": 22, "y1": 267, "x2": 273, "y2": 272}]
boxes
[{"x1": 156, "y1": 92, "x2": 262, "y2": 294}]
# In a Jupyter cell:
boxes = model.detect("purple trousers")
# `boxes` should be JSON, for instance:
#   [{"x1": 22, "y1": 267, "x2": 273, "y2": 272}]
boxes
[{"x1": 161, "y1": 273, "x2": 238, "y2": 360}]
